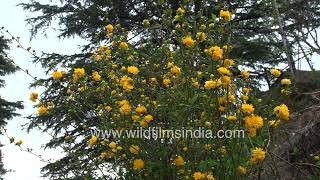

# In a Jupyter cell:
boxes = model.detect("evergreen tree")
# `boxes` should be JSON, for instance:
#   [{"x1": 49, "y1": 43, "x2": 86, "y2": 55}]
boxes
[
  {"x1": 19, "y1": 0, "x2": 320, "y2": 81},
  {"x1": 0, "y1": 33, "x2": 23, "y2": 177}
]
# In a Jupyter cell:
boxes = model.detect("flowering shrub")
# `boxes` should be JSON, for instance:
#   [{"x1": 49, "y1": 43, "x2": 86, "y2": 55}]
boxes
[{"x1": 29, "y1": 5, "x2": 292, "y2": 180}]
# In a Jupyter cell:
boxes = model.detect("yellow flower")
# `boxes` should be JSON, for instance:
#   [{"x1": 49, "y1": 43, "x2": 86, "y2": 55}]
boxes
[
  {"x1": 271, "y1": 69, "x2": 281, "y2": 77},
  {"x1": 220, "y1": 10, "x2": 231, "y2": 21},
  {"x1": 247, "y1": 128, "x2": 257, "y2": 137},
  {"x1": 274, "y1": 104, "x2": 289, "y2": 120},
  {"x1": 211, "y1": 46, "x2": 223, "y2": 60},
  {"x1": 131, "y1": 115, "x2": 140, "y2": 122},
  {"x1": 140, "y1": 120, "x2": 148, "y2": 128},
  {"x1": 120, "y1": 76, "x2": 134, "y2": 91},
  {"x1": 269, "y1": 120, "x2": 281, "y2": 127},
  {"x1": 109, "y1": 141, "x2": 117, "y2": 149},
  {"x1": 238, "y1": 166, "x2": 247, "y2": 174},
  {"x1": 204, "y1": 80, "x2": 218, "y2": 90},
  {"x1": 15, "y1": 140, "x2": 23, "y2": 146},
  {"x1": 281, "y1": 78, "x2": 291, "y2": 85},
  {"x1": 127, "y1": 66, "x2": 139, "y2": 75},
  {"x1": 241, "y1": 103, "x2": 254, "y2": 114},
  {"x1": 129, "y1": 145, "x2": 140, "y2": 155},
  {"x1": 221, "y1": 75, "x2": 231, "y2": 86},
  {"x1": 204, "y1": 144, "x2": 212, "y2": 151},
  {"x1": 100, "y1": 152, "x2": 108, "y2": 159},
  {"x1": 38, "y1": 106, "x2": 47, "y2": 115},
  {"x1": 136, "y1": 106, "x2": 147, "y2": 114},
  {"x1": 193, "y1": 172, "x2": 205, "y2": 180},
  {"x1": 241, "y1": 94, "x2": 249, "y2": 101},
  {"x1": 105, "y1": 24, "x2": 114, "y2": 33},
  {"x1": 250, "y1": 147, "x2": 266, "y2": 164},
  {"x1": 52, "y1": 71, "x2": 63, "y2": 80},
  {"x1": 244, "y1": 114, "x2": 264, "y2": 129},
  {"x1": 217, "y1": 67, "x2": 230, "y2": 76},
  {"x1": 111, "y1": 41, "x2": 116, "y2": 47},
  {"x1": 144, "y1": 114, "x2": 153, "y2": 123},
  {"x1": 133, "y1": 159, "x2": 144, "y2": 170},
  {"x1": 207, "y1": 174, "x2": 215, "y2": 180},
  {"x1": 196, "y1": 32, "x2": 207, "y2": 42},
  {"x1": 242, "y1": 87, "x2": 251, "y2": 94},
  {"x1": 281, "y1": 89, "x2": 291, "y2": 95},
  {"x1": 183, "y1": 36, "x2": 195, "y2": 47},
  {"x1": 223, "y1": 59, "x2": 235, "y2": 67},
  {"x1": 167, "y1": 62, "x2": 174, "y2": 68},
  {"x1": 89, "y1": 136, "x2": 97, "y2": 146},
  {"x1": 171, "y1": 65, "x2": 181, "y2": 75},
  {"x1": 218, "y1": 146, "x2": 227, "y2": 154},
  {"x1": 120, "y1": 102, "x2": 132, "y2": 115},
  {"x1": 174, "y1": 155, "x2": 185, "y2": 166},
  {"x1": 163, "y1": 78, "x2": 171, "y2": 86},
  {"x1": 241, "y1": 70, "x2": 250, "y2": 79},
  {"x1": 73, "y1": 68, "x2": 85, "y2": 81},
  {"x1": 176, "y1": 7, "x2": 185, "y2": 16},
  {"x1": 227, "y1": 115, "x2": 237, "y2": 121},
  {"x1": 29, "y1": 92, "x2": 38, "y2": 102},
  {"x1": 105, "y1": 106, "x2": 112, "y2": 112},
  {"x1": 119, "y1": 42, "x2": 128, "y2": 49},
  {"x1": 92, "y1": 71, "x2": 101, "y2": 81}
]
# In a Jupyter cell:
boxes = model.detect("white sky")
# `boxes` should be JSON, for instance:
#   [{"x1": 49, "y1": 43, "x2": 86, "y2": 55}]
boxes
[{"x1": 0, "y1": 0, "x2": 319, "y2": 180}]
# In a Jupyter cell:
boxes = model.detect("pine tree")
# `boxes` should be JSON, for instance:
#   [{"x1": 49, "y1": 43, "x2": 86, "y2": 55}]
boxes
[
  {"x1": 0, "y1": 33, "x2": 23, "y2": 177},
  {"x1": 19, "y1": 0, "x2": 320, "y2": 81}
]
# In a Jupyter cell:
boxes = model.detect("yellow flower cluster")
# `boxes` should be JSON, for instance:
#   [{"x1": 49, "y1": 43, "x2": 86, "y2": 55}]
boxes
[
  {"x1": 38, "y1": 106, "x2": 47, "y2": 115},
  {"x1": 92, "y1": 71, "x2": 101, "y2": 81},
  {"x1": 135, "y1": 106, "x2": 147, "y2": 114},
  {"x1": 127, "y1": 66, "x2": 139, "y2": 75},
  {"x1": 193, "y1": 172, "x2": 206, "y2": 180},
  {"x1": 29, "y1": 92, "x2": 38, "y2": 102},
  {"x1": 133, "y1": 159, "x2": 144, "y2": 170},
  {"x1": 241, "y1": 70, "x2": 250, "y2": 79},
  {"x1": 52, "y1": 71, "x2": 63, "y2": 80},
  {"x1": 205, "y1": 46, "x2": 223, "y2": 60},
  {"x1": 274, "y1": 104, "x2": 289, "y2": 120},
  {"x1": 249, "y1": 147, "x2": 266, "y2": 164},
  {"x1": 183, "y1": 36, "x2": 195, "y2": 47},
  {"x1": 271, "y1": 68, "x2": 281, "y2": 77},
  {"x1": 196, "y1": 32, "x2": 207, "y2": 42},
  {"x1": 174, "y1": 155, "x2": 185, "y2": 166},
  {"x1": 204, "y1": 80, "x2": 219, "y2": 90},
  {"x1": 73, "y1": 68, "x2": 85, "y2": 82},
  {"x1": 238, "y1": 166, "x2": 247, "y2": 174},
  {"x1": 119, "y1": 76, "x2": 134, "y2": 91},
  {"x1": 244, "y1": 114, "x2": 264, "y2": 137},
  {"x1": 129, "y1": 145, "x2": 140, "y2": 154},
  {"x1": 217, "y1": 67, "x2": 231, "y2": 76},
  {"x1": 105, "y1": 24, "x2": 114, "y2": 37},
  {"x1": 219, "y1": 10, "x2": 231, "y2": 22},
  {"x1": 241, "y1": 103, "x2": 254, "y2": 114},
  {"x1": 119, "y1": 42, "x2": 128, "y2": 49},
  {"x1": 281, "y1": 78, "x2": 291, "y2": 85},
  {"x1": 119, "y1": 100, "x2": 132, "y2": 115},
  {"x1": 89, "y1": 135, "x2": 97, "y2": 146}
]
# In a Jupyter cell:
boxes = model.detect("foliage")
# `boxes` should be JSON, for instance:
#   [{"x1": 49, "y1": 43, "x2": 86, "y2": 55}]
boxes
[
  {"x1": 25, "y1": 3, "x2": 295, "y2": 179},
  {"x1": 19, "y1": 0, "x2": 320, "y2": 83}
]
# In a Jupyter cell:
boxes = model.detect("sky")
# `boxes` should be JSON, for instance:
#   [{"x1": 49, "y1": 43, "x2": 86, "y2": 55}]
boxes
[
  {"x1": 0, "y1": 0, "x2": 319, "y2": 180},
  {"x1": 0, "y1": 0, "x2": 86, "y2": 179}
]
